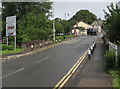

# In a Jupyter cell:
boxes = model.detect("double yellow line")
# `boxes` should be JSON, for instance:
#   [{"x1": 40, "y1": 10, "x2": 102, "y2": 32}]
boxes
[{"x1": 54, "y1": 49, "x2": 88, "y2": 89}]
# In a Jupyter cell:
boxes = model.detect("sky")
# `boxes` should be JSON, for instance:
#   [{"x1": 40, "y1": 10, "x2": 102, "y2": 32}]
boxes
[
  {"x1": 0, "y1": 0, "x2": 119, "y2": 20},
  {"x1": 52, "y1": 2, "x2": 115, "y2": 20},
  {"x1": 51, "y1": 0, "x2": 120, "y2": 20}
]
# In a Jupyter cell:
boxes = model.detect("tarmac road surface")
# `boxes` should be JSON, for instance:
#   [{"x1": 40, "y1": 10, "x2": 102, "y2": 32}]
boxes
[{"x1": 2, "y1": 35, "x2": 100, "y2": 87}]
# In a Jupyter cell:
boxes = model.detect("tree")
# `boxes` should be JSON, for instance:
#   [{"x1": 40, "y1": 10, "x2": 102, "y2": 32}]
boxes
[
  {"x1": 2, "y1": 2, "x2": 53, "y2": 43},
  {"x1": 60, "y1": 20, "x2": 70, "y2": 34},
  {"x1": 104, "y1": 3, "x2": 120, "y2": 43},
  {"x1": 62, "y1": 10, "x2": 97, "y2": 34},
  {"x1": 70, "y1": 10, "x2": 97, "y2": 24},
  {"x1": 55, "y1": 22, "x2": 64, "y2": 34}
]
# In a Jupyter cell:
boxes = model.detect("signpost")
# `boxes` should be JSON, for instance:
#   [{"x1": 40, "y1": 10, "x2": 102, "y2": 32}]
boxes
[{"x1": 6, "y1": 16, "x2": 16, "y2": 50}]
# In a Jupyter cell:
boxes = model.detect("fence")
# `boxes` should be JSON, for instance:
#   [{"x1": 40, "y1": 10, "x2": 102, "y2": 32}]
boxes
[
  {"x1": 109, "y1": 42, "x2": 119, "y2": 67},
  {"x1": 20, "y1": 39, "x2": 53, "y2": 50},
  {"x1": 104, "y1": 36, "x2": 119, "y2": 68}
]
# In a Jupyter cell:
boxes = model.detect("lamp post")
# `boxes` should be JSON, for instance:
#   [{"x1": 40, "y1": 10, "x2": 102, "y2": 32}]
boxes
[
  {"x1": 65, "y1": 13, "x2": 70, "y2": 34},
  {"x1": 118, "y1": 1, "x2": 120, "y2": 9},
  {"x1": 65, "y1": 13, "x2": 69, "y2": 20}
]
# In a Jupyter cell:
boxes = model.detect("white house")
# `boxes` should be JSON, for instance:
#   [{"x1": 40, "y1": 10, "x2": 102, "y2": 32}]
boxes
[
  {"x1": 91, "y1": 19, "x2": 103, "y2": 33},
  {"x1": 72, "y1": 21, "x2": 92, "y2": 35}
]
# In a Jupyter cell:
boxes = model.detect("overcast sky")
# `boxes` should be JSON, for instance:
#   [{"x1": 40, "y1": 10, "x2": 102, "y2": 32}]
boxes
[
  {"x1": 51, "y1": 0, "x2": 120, "y2": 20},
  {"x1": 0, "y1": 0, "x2": 119, "y2": 20},
  {"x1": 52, "y1": 2, "x2": 114, "y2": 20}
]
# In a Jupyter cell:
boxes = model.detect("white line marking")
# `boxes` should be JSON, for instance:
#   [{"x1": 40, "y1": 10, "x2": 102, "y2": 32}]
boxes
[
  {"x1": 67, "y1": 46, "x2": 71, "y2": 48},
  {"x1": 1, "y1": 68, "x2": 24, "y2": 79},
  {"x1": 1, "y1": 60, "x2": 6, "y2": 62},
  {"x1": 36, "y1": 56, "x2": 51, "y2": 63},
  {"x1": 56, "y1": 49, "x2": 65, "y2": 54},
  {"x1": 8, "y1": 58, "x2": 11, "y2": 60},
  {"x1": 80, "y1": 65, "x2": 83, "y2": 68}
]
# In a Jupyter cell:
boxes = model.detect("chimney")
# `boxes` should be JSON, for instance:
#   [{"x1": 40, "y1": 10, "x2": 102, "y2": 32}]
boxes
[{"x1": 76, "y1": 21, "x2": 78, "y2": 27}]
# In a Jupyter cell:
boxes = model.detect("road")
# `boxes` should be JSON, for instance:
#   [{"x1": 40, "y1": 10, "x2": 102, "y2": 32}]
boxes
[{"x1": 2, "y1": 35, "x2": 100, "y2": 87}]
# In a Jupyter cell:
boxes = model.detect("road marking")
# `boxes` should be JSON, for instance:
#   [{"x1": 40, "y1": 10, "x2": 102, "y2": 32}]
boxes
[
  {"x1": 67, "y1": 46, "x2": 71, "y2": 48},
  {"x1": 36, "y1": 56, "x2": 51, "y2": 63},
  {"x1": 56, "y1": 49, "x2": 65, "y2": 54},
  {"x1": 53, "y1": 49, "x2": 88, "y2": 89},
  {"x1": 62, "y1": 39, "x2": 79, "y2": 44},
  {"x1": 1, "y1": 60, "x2": 6, "y2": 62},
  {"x1": 0, "y1": 43, "x2": 61, "y2": 62},
  {"x1": 0, "y1": 37, "x2": 81, "y2": 61},
  {"x1": 80, "y1": 65, "x2": 83, "y2": 68},
  {"x1": 1, "y1": 68, "x2": 24, "y2": 79}
]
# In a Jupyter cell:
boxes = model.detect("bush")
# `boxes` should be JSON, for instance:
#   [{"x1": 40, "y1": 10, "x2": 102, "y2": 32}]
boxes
[
  {"x1": 56, "y1": 35, "x2": 75, "y2": 41},
  {"x1": 56, "y1": 36, "x2": 64, "y2": 41},
  {"x1": 2, "y1": 44, "x2": 14, "y2": 50},
  {"x1": 105, "y1": 49, "x2": 115, "y2": 70}
]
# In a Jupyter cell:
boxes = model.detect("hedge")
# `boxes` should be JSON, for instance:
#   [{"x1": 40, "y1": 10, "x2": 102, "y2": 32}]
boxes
[
  {"x1": 2, "y1": 44, "x2": 14, "y2": 50},
  {"x1": 105, "y1": 49, "x2": 115, "y2": 70}
]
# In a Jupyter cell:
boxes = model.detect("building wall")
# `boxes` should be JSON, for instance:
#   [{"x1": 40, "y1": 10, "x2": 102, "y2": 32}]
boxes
[
  {"x1": 93, "y1": 25, "x2": 102, "y2": 32},
  {"x1": 72, "y1": 29, "x2": 87, "y2": 35},
  {"x1": 72, "y1": 21, "x2": 92, "y2": 35},
  {"x1": 74, "y1": 21, "x2": 92, "y2": 29}
]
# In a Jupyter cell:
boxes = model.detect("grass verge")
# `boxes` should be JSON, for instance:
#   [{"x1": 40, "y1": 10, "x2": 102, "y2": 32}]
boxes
[
  {"x1": 2, "y1": 48, "x2": 24, "y2": 55},
  {"x1": 108, "y1": 69, "x2": 120, "y2": 89}
]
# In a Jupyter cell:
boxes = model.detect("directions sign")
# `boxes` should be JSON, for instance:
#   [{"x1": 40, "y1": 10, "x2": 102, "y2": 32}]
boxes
[{"x1": 6, "y1": 16, "x2": 16, "y2": 36}]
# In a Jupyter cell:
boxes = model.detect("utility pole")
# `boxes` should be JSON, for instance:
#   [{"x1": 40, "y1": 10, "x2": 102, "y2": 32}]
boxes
[
  {"x1": 53, "y1": 4, "x2": 55, "y2": 43},
  {"x1": 53, "y1": 19, "x2": 55, "y2": 42}
]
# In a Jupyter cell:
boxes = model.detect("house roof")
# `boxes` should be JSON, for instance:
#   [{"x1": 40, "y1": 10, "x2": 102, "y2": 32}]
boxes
[
  {"x1": 91, "y1": 20, "x2": 103, "y2": 26},
  {"x1": 91, "y1": 21, "x2": 98, "y2": 26},
  {"x1": 74, "y1": 21, "x2": 92, "y2": 29}
]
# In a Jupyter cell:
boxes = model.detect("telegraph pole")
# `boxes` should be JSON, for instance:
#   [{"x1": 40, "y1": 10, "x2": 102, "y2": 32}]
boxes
[
  {"x1": 53, "y1": 19, "x2": 55, "y2": 42},
  {"x1": 53, "y1": 4, "x2": 55, "y2": 43}
]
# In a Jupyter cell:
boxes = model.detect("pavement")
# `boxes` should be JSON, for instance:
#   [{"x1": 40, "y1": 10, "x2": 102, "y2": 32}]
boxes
[{"x1": 64, "y1": 37, "x2": 112, "y2": 88}]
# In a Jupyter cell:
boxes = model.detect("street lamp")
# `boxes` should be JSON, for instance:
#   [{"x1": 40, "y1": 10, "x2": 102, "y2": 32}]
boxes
[
  {"x1": 118, "y1": 1, "x2": 120, "y2": 9},
  {"x1": 65, "y1": 13, "x2": 69, "y2": 20},
  {"x1": 65, "y1": 13, "x2": 71, "y2": 35}
]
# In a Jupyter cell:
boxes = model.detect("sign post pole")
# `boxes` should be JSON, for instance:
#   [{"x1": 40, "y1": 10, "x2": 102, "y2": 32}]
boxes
[
  {"x1": 115, "y1": 45, "x2": 118, "y2": 68},
  {"x1": 14, "y1": 36, "x2": 16, "y2": 50},
  {"x1": 7, "y1": 36, "x2": 8, "y2": 45},
  {"x1": 6, "y1": 16, "x2": 16, "y2": 50}
]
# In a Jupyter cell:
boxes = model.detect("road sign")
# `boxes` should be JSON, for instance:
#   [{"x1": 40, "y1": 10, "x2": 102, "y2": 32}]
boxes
[
  {"x1": 6, "y1": 16, "x2": 16, "y2": 36},
  {"x1": 6, "y1": 16, "x2": 16, "y2": 23},
  {"x1": 6, "y1": 16, "x2": 17, "y2": 50}
]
